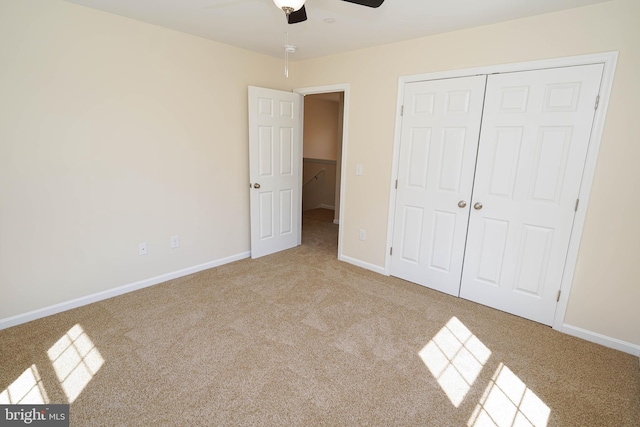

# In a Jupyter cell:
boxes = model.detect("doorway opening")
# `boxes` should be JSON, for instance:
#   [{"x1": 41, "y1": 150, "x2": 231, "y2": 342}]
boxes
[{"x1": 301, "y1": 91, "x2": 344, "y2": 254}]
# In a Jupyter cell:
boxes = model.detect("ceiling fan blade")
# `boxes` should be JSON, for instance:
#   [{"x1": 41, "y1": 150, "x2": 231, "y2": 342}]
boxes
[
  {"x1": 341, "y1": 0, "x2": 385, "y2": 7},
  {"x1": 287, "y1": 5, "x2": 307, "y2": 24}
]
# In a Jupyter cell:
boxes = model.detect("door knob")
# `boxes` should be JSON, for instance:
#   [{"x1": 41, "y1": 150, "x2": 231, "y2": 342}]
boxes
[
  {"x1": 458, "y1": 200, "x2": 467, "y2": 208},
  {"x1": 474, "y1": 202, "x2": 483, "y2": 210},
  {"x1": 253, "y1": 183, "x2": 261, "y2": 189}
]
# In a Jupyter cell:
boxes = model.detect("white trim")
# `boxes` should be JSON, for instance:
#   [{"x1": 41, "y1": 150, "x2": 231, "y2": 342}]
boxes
[
  {"x1": 384, "y1": 75, "x2": 408, "y2": 275},
  {"x1": 303, "y1": 204, "x2": 335, "y2": 211},
  {"x1": 294, "y1": 83, "x2": 350, "y2": 96},
  {"x1": 552, "y1": 52, "x2": 618, "y2": 330},
  {"x1": 397, "y1": 51, "x2": 619, "y2": 85},
  {"x1": 333, "y1": 219, "x2": 340, "y2": 225},
  {"x1": 297, "y1": 92, "x2": 304, "y2": 247},
  {"x1": 303, "y1": 158, "x2": 337, "y2": 165},
  {"x1": 0, "y1": 251, "x2": 250, "y2": 331},
  {"x1": 295, "y1": 84, "x2": 350, "y2": 264},
  {"x1": 386, "y1": 52, "x2": 619, "y2": 334},
  {"x1": 562, "y1": 324, "x2": 640, "y2": 357},
  {"x1": 339, "y1": 254, "x2": 387, "y2": 275}
]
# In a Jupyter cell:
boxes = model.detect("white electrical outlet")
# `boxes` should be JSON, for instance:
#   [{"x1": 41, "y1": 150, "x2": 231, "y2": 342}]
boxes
[
  {"x1": 171, "y1": 235, "x2": 179, "y2": 249},
  {"x1": 139, "y1": 242, "x2": 147, "y2": 255},
  {"x1": 356, "y1": 163, "x2": 363, "y2": 176},
  {"x1": 359, "y1": 229, "x2": 366, "y2": 241}
]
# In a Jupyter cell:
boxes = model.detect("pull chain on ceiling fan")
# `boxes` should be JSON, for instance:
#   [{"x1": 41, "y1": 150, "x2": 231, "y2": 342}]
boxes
[
  {"x1": 283, "y1": 32, "x2": 297, "y2": 78},
  {"x1": 273, "y1": 0, "x2": 385, "y2": 25}
]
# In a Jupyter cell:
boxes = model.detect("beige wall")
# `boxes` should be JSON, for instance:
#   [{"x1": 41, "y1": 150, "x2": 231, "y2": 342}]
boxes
[
  {"x1": 303, "y1": 97, "x2": 339, "y2": 161},
  {"x1": 0, "y1": 0, "x2": 289, "y2": 319},
  {"x1": 291, "y1": 0, "x2": 640, "y2": 346}
]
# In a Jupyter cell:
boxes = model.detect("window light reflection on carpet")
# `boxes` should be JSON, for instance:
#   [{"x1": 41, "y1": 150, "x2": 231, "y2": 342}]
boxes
[
  {"x1": 47, "y1": 324, "x2": 104, "y2": 403},
  {"x1": 419, "y1": 316, "x2": 492, "y2": 407},
  {"x1": 468, "y1": 362, "x2": 550, "y2": 427},
  {"x1": 0, "y1": 364, "x2": 49, "y2": 404}
]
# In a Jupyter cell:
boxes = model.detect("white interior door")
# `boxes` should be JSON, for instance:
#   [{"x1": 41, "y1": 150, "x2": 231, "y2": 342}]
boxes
[
  {"x1": 390, "y1": 76, "x2": 487, "y2": 296},
  {"x1": 248, "y1": 86, "x2": 302, "y2": 259},
  {"x1": 459, "y1": 64, "x2": 604, "y2": 325}
]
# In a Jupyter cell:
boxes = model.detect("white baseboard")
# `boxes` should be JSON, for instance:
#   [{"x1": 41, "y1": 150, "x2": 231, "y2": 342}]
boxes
[
  {"x1": 562, "y1": 324, "x2": 640, "y2": 357},
  {"x1": 0, "y1": 251, "x2": 251, "y2": 331},
  {"x1": 339, "y1": 254, "x2": 386, "y2": 275},
  {"x1": 304, "y1": 204, "x2": 335, "y2": 212}
]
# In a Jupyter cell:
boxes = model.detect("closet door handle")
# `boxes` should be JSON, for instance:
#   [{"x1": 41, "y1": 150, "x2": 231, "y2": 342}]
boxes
[
  {"x1": 253, "y1": 183, "x2": 261, "y2": 189},
  {"x1": 474, "y1": 202, "x2": 483, "y2": 210},
  {"x1": 458, "y1": 200, "x2": 467, "y2": 208}
]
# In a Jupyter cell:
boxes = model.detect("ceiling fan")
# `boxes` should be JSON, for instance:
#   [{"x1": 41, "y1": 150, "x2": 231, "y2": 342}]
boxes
[{"x1": 273, "y1": 0, "x2": 385, "y2": 24}]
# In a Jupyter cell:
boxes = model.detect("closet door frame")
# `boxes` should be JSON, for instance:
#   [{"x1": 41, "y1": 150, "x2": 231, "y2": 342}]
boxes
[{"x1": 385, "y1": 51, "x2": 618, "y2": 331}]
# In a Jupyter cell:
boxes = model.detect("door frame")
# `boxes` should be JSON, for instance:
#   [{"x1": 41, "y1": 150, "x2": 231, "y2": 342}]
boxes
[
  {"x1": 385, "y1": 52, "x2": 618, "y2": 331},
  {"x1": 294, "y1": 84, "x2": 350, "y2": 260}
]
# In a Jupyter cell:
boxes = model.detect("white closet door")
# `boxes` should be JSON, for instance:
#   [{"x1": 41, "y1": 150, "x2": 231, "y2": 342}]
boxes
[
  {"x1": 460, "y1": 64, "x2": 604, "y2": 325},
  {"x1": 390, "y1": 76, "x2": 486, "y2": 296}
]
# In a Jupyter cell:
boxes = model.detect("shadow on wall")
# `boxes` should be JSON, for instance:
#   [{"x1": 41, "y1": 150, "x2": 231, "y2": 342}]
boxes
[{"x1": 303, "y1": 159, "x2": 336, "y2": 212}]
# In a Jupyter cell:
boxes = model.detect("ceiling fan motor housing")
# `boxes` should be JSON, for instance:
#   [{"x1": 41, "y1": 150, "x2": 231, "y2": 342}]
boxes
[
  {"x1": 280, "y1": 0, "x2": 385, "y2": 25},
  {"x1": 273, "y1": 0, "x2": 306, "y2": 14}
]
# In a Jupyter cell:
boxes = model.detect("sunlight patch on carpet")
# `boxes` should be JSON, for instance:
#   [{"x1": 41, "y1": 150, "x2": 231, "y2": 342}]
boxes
[
  {"x1": 0, "y1": 364, "x2": 49, "y2": 404},
  {"x1": 468, "y1": 362, "x2": 550, "y2": 427},
  {"x1": 47, "y1": 324, "x2": 104, "y2": 403},
  {"x1": 419, "y1": 316, "x2": 491, "y2": 407}
]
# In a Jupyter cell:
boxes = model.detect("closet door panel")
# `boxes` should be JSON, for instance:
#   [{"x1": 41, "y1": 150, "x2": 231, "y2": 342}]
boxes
[
  {"x1": 391, "y1": 76, "x2": 486, "y2": 296},
  {"x1": 460, "y1": 64, "x2": 604, "y2": 325}
]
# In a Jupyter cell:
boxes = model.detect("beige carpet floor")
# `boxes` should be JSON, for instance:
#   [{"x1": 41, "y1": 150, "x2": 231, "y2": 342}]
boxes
[{"x1": 1, "y1": 208, "x2": 639, "y2": 426}]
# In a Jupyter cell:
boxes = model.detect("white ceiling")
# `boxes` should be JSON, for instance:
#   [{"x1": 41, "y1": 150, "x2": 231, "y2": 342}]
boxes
[{"x1": 64, "y1": 0, "x2": 612, "y2": 61}]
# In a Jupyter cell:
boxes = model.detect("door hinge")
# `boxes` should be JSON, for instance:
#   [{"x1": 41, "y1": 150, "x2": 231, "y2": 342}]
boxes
[
  {"x1": 395, "y1": 179, "x2": 398, "y2": 189},
  {"x1": 595, "y1": 95, "x2": 600, "y2": 110},
  {"x1": 400, "y1": 106, "x2": 404, "y2": 116},
  {"x1": 556, "y1": 290, "x2": 561, "y2": 302},
  {"x1": 575, "y1": 198, "x2": 580, "y2": 212},
  {"x1": 390, "y1": 247, "x2": 393, "y2": 256}
]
